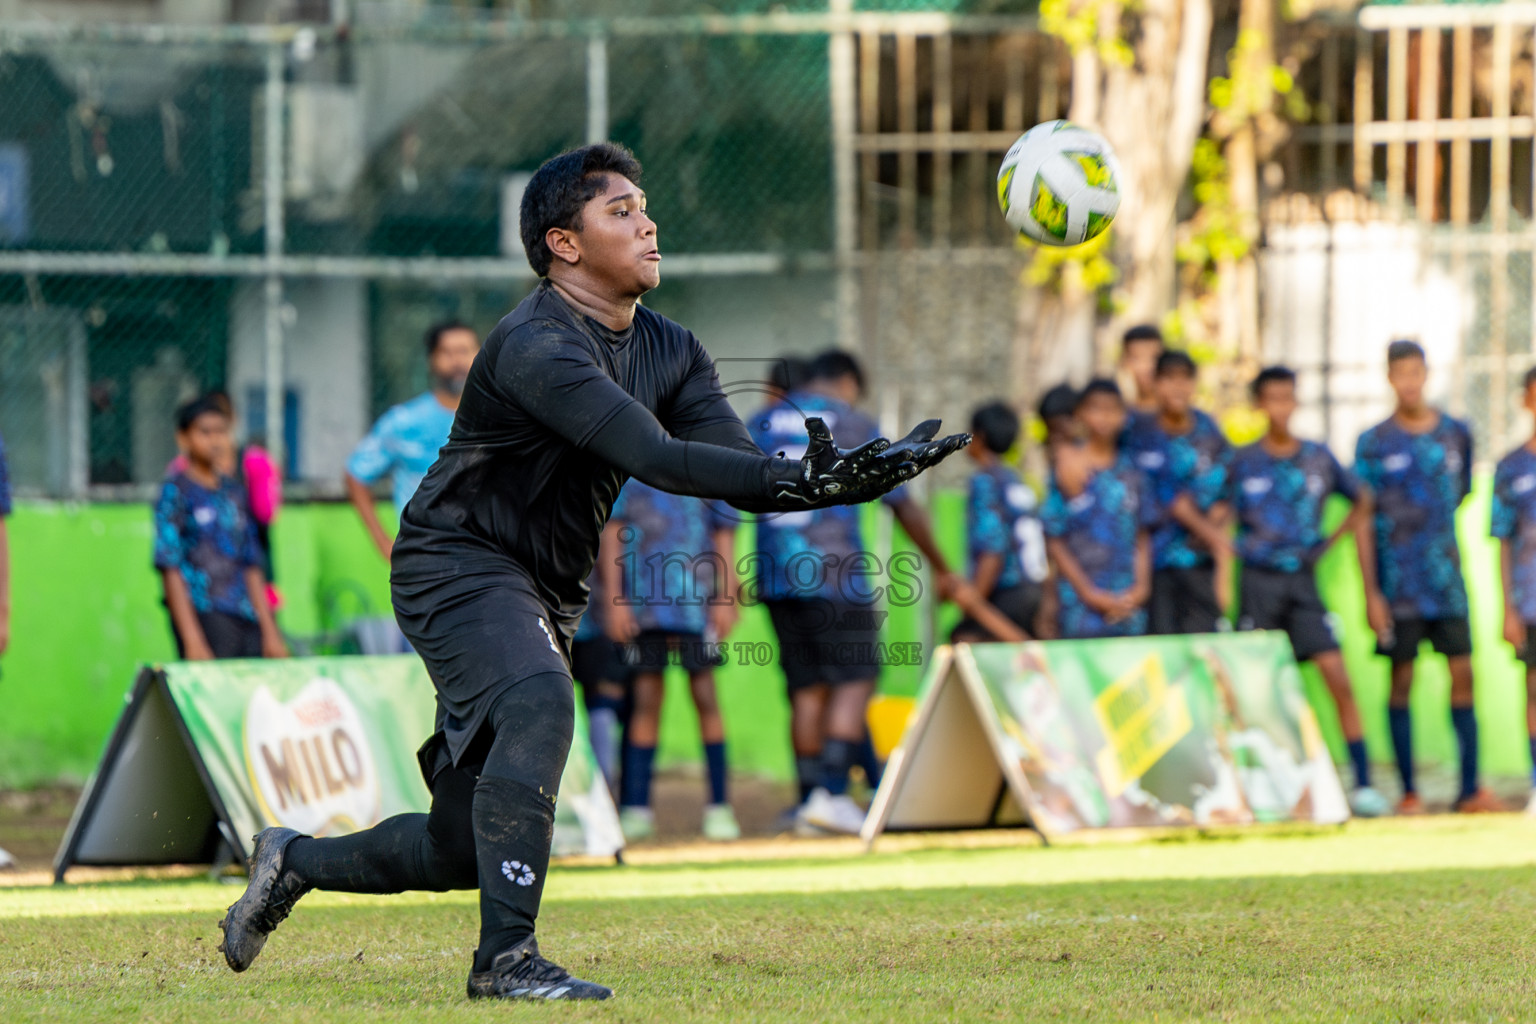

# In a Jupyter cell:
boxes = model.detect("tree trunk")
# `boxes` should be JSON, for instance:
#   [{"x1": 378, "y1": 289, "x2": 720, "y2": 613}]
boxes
[
  {"x1": 1101, "y1": 0, "x2": 1215, "y2": 331},
  {"x1": 1022, "y1": 0, "x2": 1214, "y2": 392}
]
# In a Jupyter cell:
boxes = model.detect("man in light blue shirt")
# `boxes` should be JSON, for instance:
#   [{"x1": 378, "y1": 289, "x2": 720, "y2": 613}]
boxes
[{"x1": 346, "y1": 321, "x2": 480, "y2": 560}]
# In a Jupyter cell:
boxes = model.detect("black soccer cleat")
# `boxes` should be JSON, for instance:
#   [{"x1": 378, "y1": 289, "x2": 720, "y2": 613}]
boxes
[
  {"x1": 217, "y1": 827, "x2": 312, "y2": 973},
  {"x1": 466, "y1": 936, "x2": 614, "y2": 1001}
]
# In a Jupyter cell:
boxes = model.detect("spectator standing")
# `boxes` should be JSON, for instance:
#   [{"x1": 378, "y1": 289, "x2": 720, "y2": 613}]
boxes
[
  {"x1": 1355, "y1": 340, "x2": 1498, "y2": 814},
  {"x1": 750, "y1": 350, "x2": 967, "y2": 835},
  {"x1": 602, "y1": 480, "x2": 741, "y2": 842},
  {"x1": 953, "y1": 401, "x2": 1049, "y2": 642},
  {"x1": 154, "y1": 396, "x2": 287, "y2": 660},
  {"x1": 1036, "y1": 383, "x2": 1080, "y2": 453},
  {"x1": 1042, "y1": 380, "x2": 1155, "y2": 639},
  {"x1": 1492, "y1": 366, "x2": 1536, "y2": 816},
  {"x1": 1228, "y1": 366, "x2": 1387, "y2": 817},
  {"x1": 168, "y1": 391, "x2": 282, "y2": 610},
  {"x1": 346, "y1": 321, "x2": 481, "y2": 560},
  {"x1": 1117, "y1": 324, "x2": 1164, "y2": 415},
  {"x1": 1124, "y1": 350, "x2": 1234, "y2": 635}
]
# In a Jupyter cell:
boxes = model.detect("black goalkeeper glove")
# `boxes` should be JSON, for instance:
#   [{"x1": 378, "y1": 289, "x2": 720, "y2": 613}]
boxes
[{"x1": 769, "y1": 417, "x2": 971, "y2": 509}]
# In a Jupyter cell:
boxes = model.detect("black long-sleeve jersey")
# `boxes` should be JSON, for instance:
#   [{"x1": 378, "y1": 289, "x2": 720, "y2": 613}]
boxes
[{"x1": 392, "y1": 280, "x2": 785, "y2": 630}]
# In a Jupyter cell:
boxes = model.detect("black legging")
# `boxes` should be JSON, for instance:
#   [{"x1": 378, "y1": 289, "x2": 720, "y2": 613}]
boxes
[{"x1": 282, "y1": 671, "x2": 574, "y2": 967}]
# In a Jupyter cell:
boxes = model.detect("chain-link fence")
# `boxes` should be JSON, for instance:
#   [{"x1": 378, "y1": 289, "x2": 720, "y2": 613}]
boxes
[{"x1": 0, "y1": 7, "x2": 1047, "y2": 501}]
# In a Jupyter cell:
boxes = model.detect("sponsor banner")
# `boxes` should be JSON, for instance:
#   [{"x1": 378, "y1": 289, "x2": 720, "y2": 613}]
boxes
[
  {"x1": 55, "y1": 656, "x2": 621, "y2": 878},
  {"x1": 165, "y1": 657, "x2": 435, "y2": 848},
  {"x1": 863, "y1": 632, "x2": 1347, "y2": 844}
]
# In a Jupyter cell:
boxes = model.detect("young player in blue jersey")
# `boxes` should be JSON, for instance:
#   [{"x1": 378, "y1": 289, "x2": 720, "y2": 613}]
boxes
[
  {"x1": 1117, "y1": 323, "x2": 1164, "y2": 415},
  {"x1": 1123, "y1": 350, "x2": 1234, "y2": 635},
  {"x1": 1492, "y1": 366, "x2": 1536, "y2": 816},
  {"x1": 750, "y1": 350, "x2": 970, "y2": 835},
  {"x1": 1355, "y1": 340, "x2": 1499, "y2": 814},
  {"x1": 602, "y1": 480, "x2": 741, "y2": 842},
  {"x1": 1041, "y1": 380, "x2": 1155, "y2": 639},
  {"x1": 154, "y1": 395, "x2": 289, "y2": 661},
  {"x1": 1228, "y1": 367, "x2": 1387, "y2": 817},
  {"x1": 953, "y1": 402, "x2": 1050, "y2": 642},
  {"x1": 1037, "y1": 383, "x2": 1080, "y2": 454}
]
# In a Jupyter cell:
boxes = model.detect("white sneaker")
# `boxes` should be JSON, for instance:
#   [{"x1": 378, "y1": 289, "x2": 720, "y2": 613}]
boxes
[
  {"x1": 0, "y1": 846, "x2": 14, "y2": 871},
  {"x1": 618, "y1": 806, "x2": 654, "y2": 842},
  {"x1": 702, "y1": 803, "x2": 741, "y2": 841},
  {"x1": 1348, "y1": 786, "x2": 1390, "y2": 818},
  {"x1": 798, "y1": 787, "x2": 867, "y2": 835},
  {"x1": 1525, "y1": 791, "x2": 1536, "y2": 817}
]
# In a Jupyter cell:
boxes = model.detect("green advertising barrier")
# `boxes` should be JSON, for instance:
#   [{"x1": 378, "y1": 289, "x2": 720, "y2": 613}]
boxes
[
  {"x1": 54, "y1": 656, "x2": 621, "y2": 880},
  {"x1": 863, "y1": 633, "x2": 1348, "y2": 843},
  {"x1": 7, "y1": 477, "x2": 1536, "y2": 792}
]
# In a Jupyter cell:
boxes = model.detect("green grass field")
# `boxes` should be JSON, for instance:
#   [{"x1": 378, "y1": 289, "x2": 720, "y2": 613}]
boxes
[{"x1": 5, "y1": 817, "x2": 1536, "y2": 1023}]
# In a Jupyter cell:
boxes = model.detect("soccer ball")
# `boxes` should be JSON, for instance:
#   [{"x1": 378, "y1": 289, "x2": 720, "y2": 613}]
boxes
[{"x1": 996, "y1": 121, "x2": 1122, "y2": 247}]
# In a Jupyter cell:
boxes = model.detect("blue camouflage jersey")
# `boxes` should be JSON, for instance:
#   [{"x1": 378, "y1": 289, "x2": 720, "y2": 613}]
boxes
[
  {"x1": 967, "y1": 463, "x2": 1048, "y2": 590},
  {"x1": 1123, "y1": 409, "x2": 1232, "y2": 570},
  {"x1": 1354, "y1": 413, "x2": 1472, "y2": 619},
  {"x1": 610, "y1": 479, "x2": 733, "y2": 634},
  {"x1": 346, "y1": 391, "x2": 457, "y2": 515},
  {"x1": 1041, "y1": 456, "x2": 1156, "y2": 639},
  {"x1": 153, "y1": 470, "x2": 263, "y2": 620},
  {"x1": 1227, "y1": 440, "x2": 1359, "y2": 573},
  {"x1": 748, "y1": 390, "x2": 907, "y2": 604},
  {"x1": 1491, "y1": 444, "x2": 1536, "y2": 623}
]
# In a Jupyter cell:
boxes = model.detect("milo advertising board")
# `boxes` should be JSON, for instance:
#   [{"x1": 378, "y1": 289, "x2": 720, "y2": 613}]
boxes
[
  {"x1": 863, "y1": 632, "x2": 1348, "y2": 844},
  {"x1": 55, "y1": 657, "x2": 622, "y2": 879}
]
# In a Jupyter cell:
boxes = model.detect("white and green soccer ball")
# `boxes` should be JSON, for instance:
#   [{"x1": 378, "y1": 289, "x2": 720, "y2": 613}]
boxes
[{"x1": 996, "y1": 120, "x2": 1122, "y2": 247}]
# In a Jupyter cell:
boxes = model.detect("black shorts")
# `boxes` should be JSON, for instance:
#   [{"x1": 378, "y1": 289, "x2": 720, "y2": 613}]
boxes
[
  {"x1": 1377, "y1": 616, "x2": 1473, "y2": 664},
  {"x1": 171, "y1": 610, "x2": 264, "y2": 660},
  {"x1": 569, "y1": 637, "x2": 630, "y2": 694},
  {"x1": 764, "y1": 597, "x2": 880, "y2": 691},
  {"x1": 951, "y1": 582, "x2": 1042, "y2": 641},
  {"x1": 1148, "y1": 566, "x2": 1223, "y2": 636},
  {"x1": 204, "y1": 612, "x2": 264, "y2": 659},
  {"x1": 625, "y1": 629, "x2": 725, "y2": 674},
  {"x1": 1238, "y1": 567, "x2": 1339, "y2": 661},
  {"x1": 392, "y1": 560, "x2": 573, "y2": 765}
]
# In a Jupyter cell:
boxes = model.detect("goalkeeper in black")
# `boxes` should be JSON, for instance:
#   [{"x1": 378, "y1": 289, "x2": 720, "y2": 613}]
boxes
[{"x1": 217, "y1": 143, "x2": 967, "y2": 1001}]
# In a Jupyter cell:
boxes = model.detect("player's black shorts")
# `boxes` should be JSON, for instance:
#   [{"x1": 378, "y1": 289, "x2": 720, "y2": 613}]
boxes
[
  {"x1": 1148, "y1": 566, "x2": 1224, "y2": 636},
  {"x1": 1237, "y1": 567, "x2": 1339, "y2": 661},
  {"x1": 569, "y1": 636, "x2": 630, "y2": 693},
  {"x1": 764, "y1": 597, "x2": 880, "y2": 691},
  {"x1": 625, "y1": 629, "x2": 726, "y2": 674},
  {"x1": 951, "y1": 582, "x2": 1042, "y2": 641},
  {"x1": 392, "y1": 559, "x2": 573, "y2": 765},
  {"x1": 1376, "y1": 615, "x2": 1473, "y2": 664}
]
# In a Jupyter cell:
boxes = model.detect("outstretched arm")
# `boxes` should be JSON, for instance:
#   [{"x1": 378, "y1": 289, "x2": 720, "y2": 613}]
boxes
[{"x1": 501, "y1": 326, "x2": 966, "y2": 510}]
